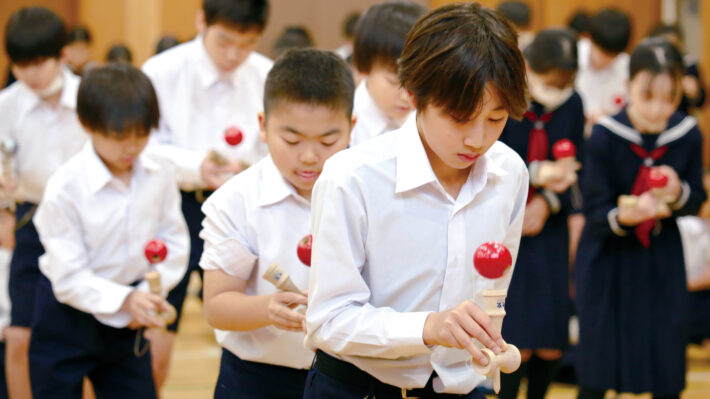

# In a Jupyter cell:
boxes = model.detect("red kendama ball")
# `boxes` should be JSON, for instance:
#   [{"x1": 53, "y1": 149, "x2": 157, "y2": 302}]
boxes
[
  {"x1": 297, "y1": 235, "x2": 312, "y2": 267},
  {"x1": 145, "y1": 239, "x2": 168, "y2": 264},
  {"x1": 473, "y1": 242, "x2": 512, "y2": 279},
  {"x1": 224, "y1": 126, "x2": 244, "y2": 146},
  {"x1": 552, "y1": 139, "x2": 576, "y2": 160},
  {"x1": 648, "y1": 169, "x2": 668, "y2": 189}
]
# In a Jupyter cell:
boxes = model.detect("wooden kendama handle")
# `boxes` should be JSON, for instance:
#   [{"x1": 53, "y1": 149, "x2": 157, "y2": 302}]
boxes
[
  {"x1": 144, "y1": 271, "x2": 177, "y2": 325},
  {"x1": 262, "y1": 263, "x2": 303, "y2": 294}
]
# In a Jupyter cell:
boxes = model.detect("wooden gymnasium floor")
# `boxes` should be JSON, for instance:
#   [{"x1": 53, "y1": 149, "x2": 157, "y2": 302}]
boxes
[{"x1": 162, "y1": 278, "x2": 710, "y2": 399}]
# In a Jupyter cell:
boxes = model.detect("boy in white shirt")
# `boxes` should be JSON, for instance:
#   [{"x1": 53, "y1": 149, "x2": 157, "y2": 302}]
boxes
[
  {"x1": 575, "y1": 8, "x2": 631, "y2": 129},
  {"x1": 30, "y1": 64, "x2": 189, "y2": 398},
  {"x1": 200, "y1": 49, "x2": 354, "y2": 398},
  {"x1": 349, "y1": 1, "x2": 426, "y2": 147},
  {"x1": 141, "y1": 0, "x2": 272, "y2": 387},
  {"x1": 305, "y1": 3, "x2": 529, "y2": 398},
  {"x1": 0, "y1": 7, "x2": 87, "y2": 398}
]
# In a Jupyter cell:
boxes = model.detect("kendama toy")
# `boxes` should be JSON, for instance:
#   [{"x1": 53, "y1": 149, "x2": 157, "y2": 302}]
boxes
[
  {"x1": 536, "y1": 139, "x2": 580, "y2": 186},
  {"x1": 471, "y1": 242, "x2": 521, "y2": 394},
  {"x1": 144, "y1": 239, "x2": 177, "y2": 327}
]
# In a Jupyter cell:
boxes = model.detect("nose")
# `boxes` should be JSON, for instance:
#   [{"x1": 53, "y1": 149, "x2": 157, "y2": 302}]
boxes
[
  {"x1": 300, "y1": 145, "x2": 318, "y2": 165},
  {"x1": 463, "y1": 122, "x2": 486, "y2": 151}
]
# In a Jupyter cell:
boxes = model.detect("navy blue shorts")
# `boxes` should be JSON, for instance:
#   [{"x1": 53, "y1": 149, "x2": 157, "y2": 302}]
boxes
[
  {"x1": 164, "y1": 191, "x2": 210, "y2": 332},
  {"x1": 214, "y1": 349, "x2": 308, "y2": 399},
  {"x1": 29, "y1": 277, "x2": 156, "y2": 399},
  {"x1": 9, "y1": 202, "x2": 43, "y2": 328}
]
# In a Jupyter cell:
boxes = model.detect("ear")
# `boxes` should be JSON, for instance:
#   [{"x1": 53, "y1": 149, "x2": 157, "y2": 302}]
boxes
[
  {"x1": 406, "y1": 90, "x2": 417, "y2": 109},
  {"x1": 349, "y1": 115, "x2": 357, "y2": 132},
  {"x1": 258, "y1": 111, "x2": 267, "y2": 143}
]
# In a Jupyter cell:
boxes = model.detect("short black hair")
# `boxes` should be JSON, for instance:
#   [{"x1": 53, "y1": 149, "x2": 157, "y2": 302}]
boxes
[
  {"x1": 343, "y1": 12, "x2": 360, "y2": 40},
  {"x1": 629, "y1": 37, "x2": 684, "y2": 99},
  {"x1": 264, "y1": 49, "x2": 354, "y2": 119},
  {"x1": 273, "y1": 26, "x2": 313, "y2": 58},
  {"x1": 399, "y1": 3, "x2": 528, "y2": 121},
  {"x1": 106, "y1": 44, "x2": 133, "y2": 64},
  {"x1": 77, "y1": 64, "x2": 159, "y2": 137},
  {"x1": 68, "y1": 26, "x2": 92, "y2": 44},
  {"x1": 353, "y1": 1, "x2": 427, "y2": 74},
  {"x1": 497, "y1": 1, "x2": 530, "y2": 29},
  {"x1": 156, "y1": 35, "x2": 180, "y2": 54},
  {"x1": 589, "y1": 8, "x2": 631, "y2": 54},
  {"x1": 524, "y1": 28, "x2": 578, "y2": 72},
  {"x1": 203, "y1": 0, "x2": 269, "y2": 32},
  {"x1": 5, "y1": 7, "x2": 66, "y2": 65},
  {"x1": 567, "y1": 10, "x2": 590, "y2": 36},
  {"x1": 648, "y1": 24, "x2": 682, "y2": 42}
]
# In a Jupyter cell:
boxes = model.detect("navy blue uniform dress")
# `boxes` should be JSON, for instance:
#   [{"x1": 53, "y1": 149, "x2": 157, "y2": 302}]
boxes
[
  {"x1": 499, "y1": 94, "x2": 584, "y2": 350},
  {"x1": 575, "y1": 109, "x2": 706, "y2": 395}
]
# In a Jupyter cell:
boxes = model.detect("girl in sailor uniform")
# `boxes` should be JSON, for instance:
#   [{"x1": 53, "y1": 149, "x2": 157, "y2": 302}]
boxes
[
  {"x1": 498, "y1": 29, "x2": 585, "y2": 399},
  {"x1": 574, "y1": 37, "x2": 707, "y2": 399}
]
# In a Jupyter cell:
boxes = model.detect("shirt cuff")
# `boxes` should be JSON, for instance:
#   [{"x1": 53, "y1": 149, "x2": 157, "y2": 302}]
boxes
[
  {"x1": 528, "y1": 161, "x2": 543, "y2": 187},
  {"x1": 669, "y1": 181, "x2": 691, "y2": 211},
  {"x1": 387, "y1": 311, "x2": 433, "y2": 354},
  {"x1": 607, "y1": 207, "x2": 628, "y2": 236}
]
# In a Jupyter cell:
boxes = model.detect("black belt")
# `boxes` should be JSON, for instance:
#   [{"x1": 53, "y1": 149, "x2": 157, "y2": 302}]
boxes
[{"x1": 314, "y1": 350, "x2": 470, "y2": 398}]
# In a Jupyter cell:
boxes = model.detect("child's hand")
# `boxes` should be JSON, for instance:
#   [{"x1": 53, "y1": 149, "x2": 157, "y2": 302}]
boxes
[
  {"x1": 522, "y1": 195, "x2": 550, "y2": 236},
  {"x1": 0, "y1": 175, "x2": 16, "y2": 193},
  {"x1": 422, "y1": 300, "x2": 505, "y2": 367},
  {"x1": 618, "y1": 192, "x2": 664, "y2": 226},
  {"x1": 200, "y1": 155, "x2": 243, "y2": 190},
  {"x1": 267, "y1": 291, "x2": 308, "y2": 332},
  {"x1": 682, "y1": 75, "x2": 700, "y2": 100},
  {"x1": 121, "y1": 290, "x2": 169, "y2": 329},
  {"x1": 0, "y1": 210, "x2": 15, "y2": 249},
  {"x1": 653, "y1": 165, "x2": 682, "y2": 203}
]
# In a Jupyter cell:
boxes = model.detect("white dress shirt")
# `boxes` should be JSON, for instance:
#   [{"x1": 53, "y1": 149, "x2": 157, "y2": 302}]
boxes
[
  {"x1": 678, "y1": 216, "x2": 710, "y2": 283},
  {"x1": 33, "y1": 143, "x2": 189, "y2": 328},
  {"x1": 200, "y1": 156, "x2": 314, "y2": 369},
  {"x1": 0, "y1": 249, "x2": 11, "y2": 339},
  {"x1": 350, "y1": 80, "x2": 410, "y2": 147},
  {"x1": 576, "y1": 38, "x2": 629, "y2": 118},
  {"x1": 142, "y1": 38, "x2": 273, "y2": 190},
  {"x1": 0, "y1": 68, "x2": 87, "y2": 203},
  {"x1": 306, "y1": 114, "x2": 529, "y2": 394}
]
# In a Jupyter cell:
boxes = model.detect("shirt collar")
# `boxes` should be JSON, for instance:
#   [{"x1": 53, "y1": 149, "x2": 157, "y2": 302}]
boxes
[
  {"x1": 394, "y1": 113, "x2": 508, "y2": 195},
  {"x1": 83, "y1": 141, "x2": 160, "y2": 194},
  {"x1": 258, "y1": 156, "x2": 304, "y2": 206},
  {"x1": 195, "y1": 36, "x2": 241, "y2": 89},
  {"x1": 355, "y1": 80, "x2": 391, "y2": 136},
  {"x1": 16, "y1": 67, "x2": 77, "y2": 112}
]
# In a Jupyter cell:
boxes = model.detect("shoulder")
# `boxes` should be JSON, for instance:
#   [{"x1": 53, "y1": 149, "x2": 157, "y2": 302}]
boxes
[
  {"x1": 487, "y1": 141, "x2": 527, "y2": 178},
  {"x1": 320, "y1": 132, "x2": 398, "y2": 186},
  {"x1": 42, "y1": 150, "x2": 88, "y2": 202},
  {"x1": 240, "y1": 52, "x2": 273, "y2": 80},
  {"x1": 142, "y1": 40, "x2": 197, "y2": 79},
  {"x1": 0, "y1": 81, "x2": 25, "y2": 108},
  {"x1": 204, "y1": 156, "x2": 271, "y2": 209}
]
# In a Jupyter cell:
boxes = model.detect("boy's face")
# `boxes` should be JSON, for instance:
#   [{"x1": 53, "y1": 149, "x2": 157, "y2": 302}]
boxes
[
  {"x1": 260, "y1": 102, "x2": 354, "y2": 200},
  {"x1": 365, "y1": 64, "x2": 412, "y2": 123},
  {"x1": 64, "y1": 41, "x2": 91, "y2": 70},
  {"x1": 11, "y1": 57, "x2": 62, "y2": 95},
  {"x1": 89, "y1": 130, "x2": 150, "y2": 176},
  {"x1": 203, "y1": 22, "x2": 261, "y2": 73},
  {"x1": 415, "y1": 85, "x2": 508, "y2": 172}
]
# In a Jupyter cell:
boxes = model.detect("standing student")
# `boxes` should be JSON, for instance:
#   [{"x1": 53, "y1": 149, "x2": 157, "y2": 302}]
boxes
[
  {"x1": 305, "y1": 4, "x2": 529, "y2": 398},
  {"x1": 0, "y1": 7, "x2": 87, "y2": 398},
  {"x1": 575, "y1": 37, "x2": 706, "y2": 399},
  {"x1": 575, "y1": 8, "x2": 631, "y2": 129},
  {"x1": 498, "y1": 28, "x2": 585, "y2": 399},
  {"x1": 30, "y1": 64, "x2": 189, "y2": 399},
  {"x1": 497, "y1": 1, "x2": 534, "y2": 50},
  {"x1": 200, "y1": 48, "x2": 354, "y2": 399},
  {"x1": 349, "y1": 0, "x2": 426, "y2": 146},
  {"x1": 141, "y1": 0, "x2": 272, "y2": 388}
]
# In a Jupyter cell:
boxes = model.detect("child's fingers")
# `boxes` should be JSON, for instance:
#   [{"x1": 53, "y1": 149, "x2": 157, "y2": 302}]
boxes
[
  {"x1": 451, "y1": 327, "x2": 488, "y2": 366},
  {"x1": 271, "y1": 314, "x2": 305, "y2": 331},
  {"x1": 468, "y1": 304, "x2": 505, "y2": 349},
  {"x1": 270, "y1": 304, "x2": 306, "y2": 324},
  {"x1": 459, "y1": 313, "x2": 500, "y2": 354}
]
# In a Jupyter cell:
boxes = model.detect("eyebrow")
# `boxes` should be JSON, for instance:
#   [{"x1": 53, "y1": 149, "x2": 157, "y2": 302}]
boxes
[{"x1": 282, "y1": 126, "x2": 341, "y2": 137}]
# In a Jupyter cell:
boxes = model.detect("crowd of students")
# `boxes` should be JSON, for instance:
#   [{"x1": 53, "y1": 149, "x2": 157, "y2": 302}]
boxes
[{"x1": 0, "y1": 1, "x2": 708, "y2": 399}]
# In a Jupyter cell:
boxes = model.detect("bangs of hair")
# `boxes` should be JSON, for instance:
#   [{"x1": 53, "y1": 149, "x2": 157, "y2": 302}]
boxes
[
  {"x1": 399, "y1": 3, "x2": 528, "y2": 121},
  {"x1": 77, "y1": 64, "x2": 160, "y2": 137},
  {"x1": 353, "y1": 1, "x2": 427, "y2": 73},
  {"x1": 264, "y1": 48, "x2": 355, "y2": 118},
  {"x1": 202, "y1": 0, "x2": 269, "y2": 31},
  {"x1": 631, "y1": 37, "x2": 685, "y2": 100}
]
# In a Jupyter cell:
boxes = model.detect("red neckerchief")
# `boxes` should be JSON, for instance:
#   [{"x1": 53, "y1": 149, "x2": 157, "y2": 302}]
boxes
[
  {"x1": 628, "y1": 143, "x2": 668, "y2": 247},
  {"x1": 525, "y1": 110, "x2": 554, "y2": 203}
]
